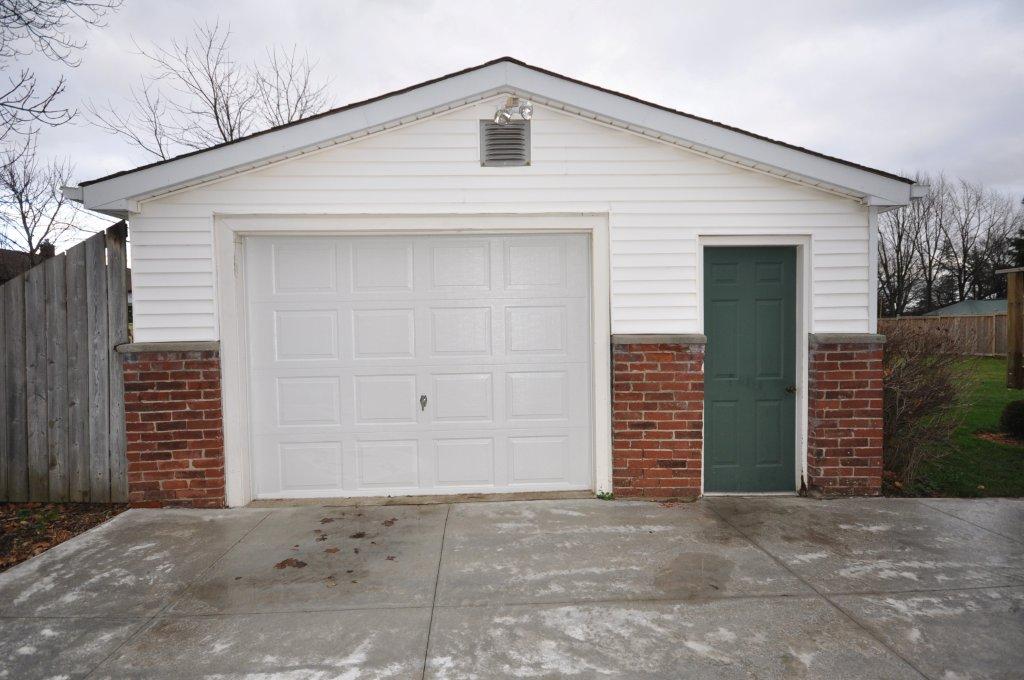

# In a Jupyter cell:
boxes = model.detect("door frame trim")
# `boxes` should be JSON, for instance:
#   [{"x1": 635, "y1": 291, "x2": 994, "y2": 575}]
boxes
[
  {"x1": 697, "y1": 234, "x2": 810, "y2": 494},
  {"x1": 214, "y1": 213, "x2": 611, "y2": 507}
]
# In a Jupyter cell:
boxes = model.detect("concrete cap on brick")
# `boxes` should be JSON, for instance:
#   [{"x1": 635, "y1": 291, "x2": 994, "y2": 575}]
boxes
[
  {"x1": 116, "y1": 341, "x2": 220, "y2": 353},
  {"x1": 808, "y1": 333, "x2": 885, "y2": 346},
  {"x1": 611, "y1": 334, "x2": 707, "y2": 345}
]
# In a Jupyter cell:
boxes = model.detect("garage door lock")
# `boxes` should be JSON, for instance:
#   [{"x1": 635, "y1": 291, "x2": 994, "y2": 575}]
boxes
[{"x1": 420, "y1": 394, "x2": 428, "y2": 411}]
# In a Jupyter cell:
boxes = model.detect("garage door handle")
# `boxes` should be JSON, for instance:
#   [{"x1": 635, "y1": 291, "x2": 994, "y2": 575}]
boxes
[
  {"x1": 420, "y1": 394, "x2": 428, "y2": 411},
  {"x1": 785, "y1": 385, "x2": 797, "y2": 394}
]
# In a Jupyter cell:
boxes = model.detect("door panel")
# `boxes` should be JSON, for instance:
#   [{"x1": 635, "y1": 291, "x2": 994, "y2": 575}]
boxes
[
  {"x1": 704, "y1": 246, "x2": 796, "y2": 492},
  {"x1": 246, "y1": 233, "x2": 593, "y2": 498}
]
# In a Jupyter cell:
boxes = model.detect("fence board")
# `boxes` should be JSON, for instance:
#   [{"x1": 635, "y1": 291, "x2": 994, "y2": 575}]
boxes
[
  {"x1": 106, "y1": 224, "x2": 129, "y2": 502},
  {"x1": 24, "y1": 266, "x2": 49, "y2": 499},
  {"x1": 45, "y1": 255, "x2": 70, "y2": 501},
  {"x1": 0, "y1": 290, "x2": 7, "y2": 499},
  {"x1": 66, "y1": 244, "x2": 90, "y2": 502},
  {"x1": 879, "y1": 313, "x2": 1009, "y2": 357},
  {"x1": 85, "y1": 232, "x2": 111, "y2": 503},
  {"x1": 4, "y1": 277, "x2": 28, "y2": 501},
  {"x1": 0, "y1": 223, "x2": 130, "y2": 503}
]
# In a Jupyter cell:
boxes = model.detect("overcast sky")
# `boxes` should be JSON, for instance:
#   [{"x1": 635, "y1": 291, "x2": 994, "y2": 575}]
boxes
[{"x1": 23, "y1": 0, "x2": 1024, "y2": 205}]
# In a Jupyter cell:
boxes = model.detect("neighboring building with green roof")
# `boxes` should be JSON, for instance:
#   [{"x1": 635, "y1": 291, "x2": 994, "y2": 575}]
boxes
[{"x1": 923, "y1": 299, "x2": 1007, "y2": 316}]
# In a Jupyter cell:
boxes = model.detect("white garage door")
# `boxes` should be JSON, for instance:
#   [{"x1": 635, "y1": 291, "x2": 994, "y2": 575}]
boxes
[{"x1": 245, "y1": 233, "x2": 593, "y2": 498}]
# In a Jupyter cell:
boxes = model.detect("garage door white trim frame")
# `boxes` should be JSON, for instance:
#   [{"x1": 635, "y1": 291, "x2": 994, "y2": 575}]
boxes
[{"x1": 213, "y1": 213, "x2": 612, "y2": 507}]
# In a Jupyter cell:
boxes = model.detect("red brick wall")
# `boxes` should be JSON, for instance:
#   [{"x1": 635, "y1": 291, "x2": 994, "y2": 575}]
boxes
[
  {"x1": 612, "y1": 342, "x2": 704, "y2": 499},
  {"x1": 807, "y1": 341, "x2": 884, "y2": 495},
  {"x1": 122, "y1": 349, "x2": 225, "y2": 508}
]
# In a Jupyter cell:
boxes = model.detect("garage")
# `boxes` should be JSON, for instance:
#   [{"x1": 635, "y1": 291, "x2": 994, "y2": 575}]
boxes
[
  {"x1": 244, "y1": 233, "x2": 593, "y2": 498},
  {"x1": 70, "y1": 58, "x2": 917, "y2": 506}
]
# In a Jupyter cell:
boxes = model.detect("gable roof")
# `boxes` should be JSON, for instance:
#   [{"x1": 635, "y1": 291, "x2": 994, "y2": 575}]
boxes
[{"x1": 69, "y1": 57, "x2": 920, "y2": 216}]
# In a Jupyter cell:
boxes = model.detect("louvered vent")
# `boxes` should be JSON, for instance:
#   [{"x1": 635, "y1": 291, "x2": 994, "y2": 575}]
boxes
[{"x1": 480, "y1": 120, "x2": 530, "y2": 167}]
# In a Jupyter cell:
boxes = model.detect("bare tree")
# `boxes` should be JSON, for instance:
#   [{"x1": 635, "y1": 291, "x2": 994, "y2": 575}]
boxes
[
  {"x1": 0, "y1": 132, "x2": 91, "y2": 259},
  {"x1": 879, "y1": 174, "x2": 1024, "y2": 316},
  {"x1": 0, "y1": 0, "x2": 122, "y2": 139},
  {"x1": 253, "y1": 46, "x2": 330, "y2": 127},
  {"x1": 878, "y1": 173, "x2": 930, "y2": 316},
  {"x1": 915, "y1": 174, "x2": 948, "y2": 313},
  {"x1": 88, "y1": 22, "x2": 332, "y2": 159},
  {"x1": 940, "y1": 178, "x2": 986, "y2": 303}
]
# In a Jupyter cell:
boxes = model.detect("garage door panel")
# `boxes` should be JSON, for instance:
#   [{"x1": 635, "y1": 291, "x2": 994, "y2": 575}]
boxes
[
  {"x1": 428, "y1": 306, "x2": 492, "y2": 356},
  {"x1": 272, "y1": 243, "x2": 340, "y2": 295},
  {"x1": 244, "y1": 238, "x2": 346, "y2": 301},
  {"x1": 353, "y1": 375, "x2": 419, "y2": 425},
  {"x1": 276, "y1": 376, "x2": 342, "y2": 428},
  {"x1": 273, "y1": 309, "x2": 340, "y2": 361},
  {"x1": 431, "y1": 373, "x2": 494, "y2": 422},
  {"x1": 351, "y1": 308, "x2": 416, "y2": 358},
  {"x1": 425, "y1": 239, "x2": 492, "y2": 291},
  {"x1": 351, "y1": 241, "x2": 414, "y2": 292},
  {"x1": 434, "y1": 437, "x2": 495, "y2": 486},
  {"x1": 246, "y1": 233, "x2": 592, "y2": 498},
  {"x1": 279, "y1": 441, "x2": 344, "y2": 492},
  {"x1": 356, "y1": 440, "x2": 419, "y2": 489}
]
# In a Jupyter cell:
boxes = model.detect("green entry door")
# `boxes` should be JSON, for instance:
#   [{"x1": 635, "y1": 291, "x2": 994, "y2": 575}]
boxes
[{"x1": 703, "y1": 247, "x2": 796, "y2": 492}]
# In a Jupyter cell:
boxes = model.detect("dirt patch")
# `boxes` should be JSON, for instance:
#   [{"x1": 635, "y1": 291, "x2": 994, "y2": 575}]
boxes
[
  {"x1": 0, "y1": 502, "x2": 126, "y2": 573},
  {"x1": 349, "y1": 531, "x2": 367, "y2": 539},
  {"x1": 977, "y1": 432, "x2": 1024, "y2": 448},
  {"x1": 382, "y1": 517, "x2": 398, "y2": 527}
]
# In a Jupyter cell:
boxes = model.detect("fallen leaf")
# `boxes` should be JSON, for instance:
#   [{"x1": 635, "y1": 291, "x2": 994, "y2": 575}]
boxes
[
  {"x1": 324, "y1": 575, "x2": 337, "y2": 588},
  {"x1": 383, "y1": 518, "x2": 398, "y2": 527},
  {"x1": 324, "y1": 547, "x2": 339, "y2": 554},
  {"x1": 274, "y1": 558, "x2": 308, "y2": 570},
  {"x1": 349, "y1": 531, "x2": 366, "y2": 539}
]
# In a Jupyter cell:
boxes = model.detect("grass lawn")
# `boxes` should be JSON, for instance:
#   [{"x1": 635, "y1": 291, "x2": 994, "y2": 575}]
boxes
[{"x1": 915, "y1": 356, "x2": 1024, "y2": 497}]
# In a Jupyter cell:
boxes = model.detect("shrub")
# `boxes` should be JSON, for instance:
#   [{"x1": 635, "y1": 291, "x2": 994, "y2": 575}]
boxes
[
  {"x1": 1000, "y1": 401, "x2": 1024, "y2": 439},
  {"x1": 882, "y1": 324, "x2": 975, "y2": 488}
]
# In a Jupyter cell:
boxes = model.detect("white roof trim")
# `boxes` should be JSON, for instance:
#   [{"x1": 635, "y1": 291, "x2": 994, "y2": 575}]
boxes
[{"x1": 74, "y1": 59, "x2": 915, "y2": 215}]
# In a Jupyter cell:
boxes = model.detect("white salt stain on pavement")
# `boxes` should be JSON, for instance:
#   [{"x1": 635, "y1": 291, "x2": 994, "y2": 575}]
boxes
[
  {"x1": 880, "y1": 596, "x2": 971, "y2": 619},
  {"x1": 838, "y1": 560, "x2": 968, "y2": 581},
  {"x1": 547, "y1": 509, "x2": 586, "y2": 517},
  {"x1": 124, "y1": 542, "x2": 158, "y2": 553},
  {"x1": 838, "y1": 524, "x2": 893, "y2": 533}
]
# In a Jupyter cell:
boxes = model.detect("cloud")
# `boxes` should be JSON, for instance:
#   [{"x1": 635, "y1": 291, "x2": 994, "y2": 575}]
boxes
[{"x1": 20, "y1": 0, "x2": 1024, "y2": 196}]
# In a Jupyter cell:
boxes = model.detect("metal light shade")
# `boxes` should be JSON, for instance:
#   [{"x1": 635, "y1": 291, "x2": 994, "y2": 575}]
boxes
[
  {"x1": 493, "y1": 109, "x2": 512, "y2": 125},
  {"x1": 518, "y1": 102, "x2": 534, "y2": 120}
]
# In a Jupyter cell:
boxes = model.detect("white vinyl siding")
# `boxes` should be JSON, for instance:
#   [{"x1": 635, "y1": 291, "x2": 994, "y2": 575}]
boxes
[{"x1": 128, "y1": 96, "x2": 872, "y2": 342}]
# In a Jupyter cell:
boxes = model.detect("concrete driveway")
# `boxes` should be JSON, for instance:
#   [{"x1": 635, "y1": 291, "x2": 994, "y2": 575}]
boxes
[{"x1": 1, "y1": 497, "x2": 1022, "y2": 679}]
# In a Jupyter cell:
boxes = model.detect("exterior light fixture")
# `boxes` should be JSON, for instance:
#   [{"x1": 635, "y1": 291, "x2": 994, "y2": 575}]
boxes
[{"x1": 492, "y1": 96, "x2": 533, "y2": 125}]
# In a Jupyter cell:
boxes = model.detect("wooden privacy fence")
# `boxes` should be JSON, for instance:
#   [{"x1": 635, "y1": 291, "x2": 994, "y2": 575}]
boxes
[
  {"x1": 878, "y1": 313, "x2": 1008, "y2": 357},
  {"x1": 0, "y1": 223, "x2": 129, "y2": 502}
]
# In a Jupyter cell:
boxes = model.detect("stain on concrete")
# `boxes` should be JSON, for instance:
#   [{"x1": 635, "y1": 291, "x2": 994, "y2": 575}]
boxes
[
  {"x1": 350, "y1": 532, "x2": 367, "y2": 539},
  {"x1": 654, "y1": 553, "x2": 734, "y2": 600}
]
